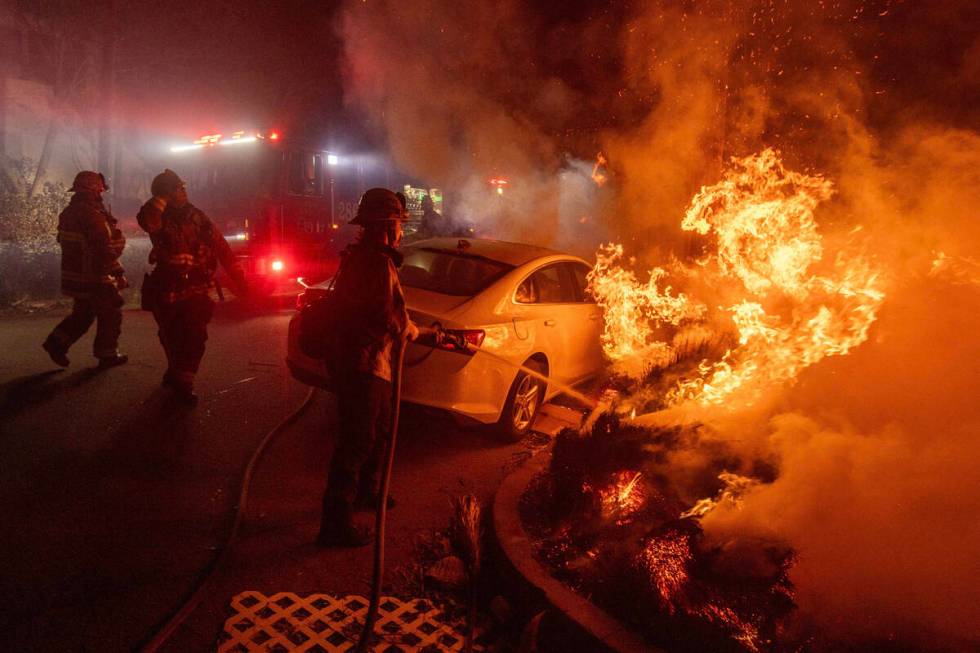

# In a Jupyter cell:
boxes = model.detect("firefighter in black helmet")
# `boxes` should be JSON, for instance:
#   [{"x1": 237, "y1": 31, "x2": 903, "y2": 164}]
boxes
[
  {"x1": 419, "y1": 194, "x2": 453, "y2": 238},
  {"x1": 42, "y1": 171, "x2": 128, "y2": 369},
  {"x1": 137, "y1": 169, "x2": 247, "y2": 405},
  {"x1": 317, "y1": 187, "x2": 420, "y2": 547}
]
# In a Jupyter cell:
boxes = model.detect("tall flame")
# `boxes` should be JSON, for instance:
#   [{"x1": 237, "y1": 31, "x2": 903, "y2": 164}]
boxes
[
  {"x1": 589, "y1": 244, "x2": 705, "y2": 378},
  {"x1": 591, "y1": 149, "x2": 885, "y2": 407}
]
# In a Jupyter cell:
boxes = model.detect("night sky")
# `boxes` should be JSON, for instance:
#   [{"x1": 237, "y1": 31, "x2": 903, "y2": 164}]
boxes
[{"x1": 13, "y1": 1, "x2": 977, "y2": 159}]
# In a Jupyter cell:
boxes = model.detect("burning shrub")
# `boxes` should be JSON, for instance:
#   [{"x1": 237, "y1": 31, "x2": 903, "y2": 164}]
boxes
[{"x1": 520, "y1": 409, "x2": 797, "y2": 652}]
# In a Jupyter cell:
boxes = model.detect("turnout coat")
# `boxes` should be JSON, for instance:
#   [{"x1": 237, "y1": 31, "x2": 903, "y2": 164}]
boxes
[
  {"x1": 136, "y1": 198, "x2": 243, "y2": 303},
  {"x1": 332, "y1": 242, "x2": 409, "y2": 382},
  {"x1": 57, "y1": 191, "x2": 125, "y2": 298}
]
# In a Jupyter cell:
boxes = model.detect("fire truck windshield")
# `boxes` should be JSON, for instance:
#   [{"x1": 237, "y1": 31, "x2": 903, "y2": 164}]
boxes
[{"x1": 177, "y1": 146, "x2": 282, "y2": 216}]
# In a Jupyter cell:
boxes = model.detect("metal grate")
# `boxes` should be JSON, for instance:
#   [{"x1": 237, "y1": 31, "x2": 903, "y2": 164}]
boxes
[{"x1": 218, "y1": 591, "x2": 480, "y2": 652}]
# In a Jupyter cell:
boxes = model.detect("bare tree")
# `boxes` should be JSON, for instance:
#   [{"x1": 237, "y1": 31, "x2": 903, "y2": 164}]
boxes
[{"x1": 9, "y1": 0, "x2": 99, "y2": 197}]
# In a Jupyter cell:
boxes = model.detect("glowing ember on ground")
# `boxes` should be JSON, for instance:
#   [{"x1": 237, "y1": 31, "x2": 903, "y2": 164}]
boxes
[
  {"x1": 521, "y1": 411, "x2": 797, "y2": 652},
  {"x1": 593, "y1": 470, "x2": 645, "y2": 523},
  {"x1": 636, "y1": 532, "x2": 692, "y2": 611}
]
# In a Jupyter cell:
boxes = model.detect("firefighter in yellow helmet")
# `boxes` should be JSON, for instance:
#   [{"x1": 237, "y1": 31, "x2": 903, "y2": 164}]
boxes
[
  {"x1": 137, "y1": 169, "x2": 247, "y2": 405},
  {"x1": 42, "y1": 171, "x2": 128, "y2": 369},
  {"x1": 317, "y1": 187, "x2": 420, "y2": 547}
]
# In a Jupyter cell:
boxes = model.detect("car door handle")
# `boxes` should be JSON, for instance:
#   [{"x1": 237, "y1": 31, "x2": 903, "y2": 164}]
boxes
[
  {"x1": 588, "y1": 314, "x2": 600, "y2": 321},
  {"x1": 543, "y1": 319, "x2": 556, "y2": 326}
]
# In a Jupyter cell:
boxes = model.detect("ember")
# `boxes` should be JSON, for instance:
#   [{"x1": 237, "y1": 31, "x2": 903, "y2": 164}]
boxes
[
  {"x1": 588, "y1": 470, "x2": 645, "y2": 523},
  {"x1": 520, "y1": 410, "x2": 796, "y2": 653},
  {"x1": 637, "y1": 531, "x2": 692, "y2": 611}
]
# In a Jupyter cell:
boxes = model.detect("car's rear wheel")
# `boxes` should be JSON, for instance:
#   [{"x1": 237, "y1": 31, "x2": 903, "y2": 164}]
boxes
[{"x1": 497, "y1": 359, "x2": 546, "y2": 441}]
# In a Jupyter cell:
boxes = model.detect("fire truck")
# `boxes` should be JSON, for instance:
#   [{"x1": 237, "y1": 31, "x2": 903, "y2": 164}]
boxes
[{"x1": 165, "y1": 130, "x2": 444, "y2": 294}]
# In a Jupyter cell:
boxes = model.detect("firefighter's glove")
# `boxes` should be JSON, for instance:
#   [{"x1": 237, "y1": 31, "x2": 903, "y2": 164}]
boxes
[{"x1": 405, "y1": 322, "x2": 420, "y2": 342}]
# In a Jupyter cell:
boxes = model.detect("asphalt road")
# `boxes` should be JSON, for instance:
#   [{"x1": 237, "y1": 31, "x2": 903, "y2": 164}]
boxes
[{"x1": 0, "y1": 300, "x2": 528, "y2": 651}]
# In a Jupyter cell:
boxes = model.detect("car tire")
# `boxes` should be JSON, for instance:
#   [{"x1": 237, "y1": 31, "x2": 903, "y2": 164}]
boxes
[{"x1": 496, "y1": 359, "x2": 546, "y2": 442}]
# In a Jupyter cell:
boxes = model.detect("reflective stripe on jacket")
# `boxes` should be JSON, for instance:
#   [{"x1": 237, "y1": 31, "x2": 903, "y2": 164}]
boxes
[
  {"x1": 137, "y1": 199, "x2": 243, "y2": 304},
  {"x1": 57, "y1": 192, "x2": 125, "y2": 298}
]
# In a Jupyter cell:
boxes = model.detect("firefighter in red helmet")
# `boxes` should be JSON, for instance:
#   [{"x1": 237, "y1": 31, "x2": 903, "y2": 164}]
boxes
[
  {"x1": 317, "y1": 187, "x2": 420, "y2": 547},
  {"x1": 137, "y1": 169, "x2": 247, "y2": 405},
  {"x1": 42, "y1": 171, "x2": 128, "y2": 369}
]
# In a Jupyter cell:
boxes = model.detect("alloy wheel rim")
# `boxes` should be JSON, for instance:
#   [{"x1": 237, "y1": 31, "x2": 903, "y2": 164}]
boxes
[{"x1": 512, "y1": 374, "x2": 540, "y2": 431}]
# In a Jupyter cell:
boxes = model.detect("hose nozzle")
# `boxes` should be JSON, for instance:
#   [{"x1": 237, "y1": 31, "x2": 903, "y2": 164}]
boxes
[{"x1": 440, "y1": 330, "x2": 469, "y2": 351}]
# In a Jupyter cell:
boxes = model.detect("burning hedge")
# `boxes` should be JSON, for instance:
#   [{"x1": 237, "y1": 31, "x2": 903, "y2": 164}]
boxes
[{"x1": 521, "y1": 409, "x2": 796, "y2": 653}]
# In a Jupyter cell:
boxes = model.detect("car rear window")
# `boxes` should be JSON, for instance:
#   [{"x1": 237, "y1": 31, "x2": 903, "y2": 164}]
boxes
[{"x1": 399, "y1": 247, "x2": 514, "y2": 296}]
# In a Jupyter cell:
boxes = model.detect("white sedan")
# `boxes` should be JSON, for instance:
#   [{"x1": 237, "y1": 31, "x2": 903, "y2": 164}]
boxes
[{"x1": 286, "y1": 238, "x2": 604, "y2": 439}]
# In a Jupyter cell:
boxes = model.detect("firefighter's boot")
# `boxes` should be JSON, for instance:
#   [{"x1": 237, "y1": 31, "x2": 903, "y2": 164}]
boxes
[
  {"x1": 172, "y1": 382, "x2": 199, "y2": 407},
  {"x1": 42, "y1": 340, "x2": 70, "y2": 368},
  {"x1": 97, "y1": 353, "x2": 129, "y2": 369}
]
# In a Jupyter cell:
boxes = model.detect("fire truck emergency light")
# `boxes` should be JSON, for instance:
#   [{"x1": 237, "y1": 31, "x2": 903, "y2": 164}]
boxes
[
  {"x1": 220, "y1": 136, "x2": 257, "y2": 146},
  {"x1": 170, "y1": 130, "x2": 274, "y2": 153},
  {"x1": 271, "y1": 260, "x2": 285, "y2": 272},
  {"x1": 490, "y1": 178, "x2": 508, "y2": 195}
]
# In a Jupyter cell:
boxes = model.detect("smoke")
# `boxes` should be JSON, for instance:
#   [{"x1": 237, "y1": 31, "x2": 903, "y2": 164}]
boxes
[
  {"x1": 337, "y1": 1, "x2": 980, "y2": 648},
  {"x1": 338, "y1": 0, "x2": 564, "y2": 244}
]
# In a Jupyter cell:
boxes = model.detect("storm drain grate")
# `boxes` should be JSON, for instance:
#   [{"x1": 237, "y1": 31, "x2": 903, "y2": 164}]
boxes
[{"x1": 218, "y1": 591, "x2": 480, "y2": 652}]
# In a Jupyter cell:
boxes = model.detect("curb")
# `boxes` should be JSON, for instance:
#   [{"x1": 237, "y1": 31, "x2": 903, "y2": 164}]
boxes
[{"x1": 492, "y1": 450, "x2": 657, "y2": 653}]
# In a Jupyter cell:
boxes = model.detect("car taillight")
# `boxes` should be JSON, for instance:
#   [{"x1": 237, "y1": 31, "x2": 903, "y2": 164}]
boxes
[
  {"x1": 297, "y1": 288, "x2": 328, "y2": 309},
  {"x1": 438, "y1": 329, "x2": 485, "y2": 355}
]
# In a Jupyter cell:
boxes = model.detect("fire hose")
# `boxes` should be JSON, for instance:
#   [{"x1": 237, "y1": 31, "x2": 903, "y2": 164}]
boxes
[
  {"x1": 354, "y1": 326, "x2": 450, "y2": 652},
  {"x1": 142, "y1": 320, "x2": 596, "y2": 652},
  {"x1": 140, "y1": 387, "x2": 316, "y2": 653},
  {"x1": 354, "y1": 326, "x2": 597, "y2": 650}
]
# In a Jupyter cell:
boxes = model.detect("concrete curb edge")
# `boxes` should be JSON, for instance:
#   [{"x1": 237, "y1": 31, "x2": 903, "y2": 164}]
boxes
[{"x1": 492, "y1": 449, "x2": 656, "y2": 653}]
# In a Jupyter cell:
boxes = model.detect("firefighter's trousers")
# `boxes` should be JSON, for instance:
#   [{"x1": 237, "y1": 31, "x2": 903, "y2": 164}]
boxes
[
  {"x1": 45, "y1": 285, "x2": 124, "y2": 359},
  {"x1": 320, "y1": 370, "x2": 392, "y2": 531},
  {"x1": 152, "y1": 294, "x2": 214, "y2": 388}
]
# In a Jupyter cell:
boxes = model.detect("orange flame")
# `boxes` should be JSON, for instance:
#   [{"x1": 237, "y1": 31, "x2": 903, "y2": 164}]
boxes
[
  {"x1": 929, "y1": 251, "x2": 980, "y2": 286},
  {"x1": 591, "y1": 151, "x2": 608, "y2": 186},
  {"x1": 680, "y1": 472, "x2": 758, "y2": 519},
  {"x1": 589, "y1": 244, "x2": 705, "y2": 378},
  {"x1": 590, "y1": 148, "x2": 885, "y2": 408}
]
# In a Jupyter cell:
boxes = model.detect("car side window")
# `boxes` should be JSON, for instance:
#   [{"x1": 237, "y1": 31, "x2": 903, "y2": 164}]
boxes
[
  {"x1": 514, "y1": 277, "x2": 537, "y2": 303},
  {"x1": 515, "y1": 264, "x2": 577, "y2": 304},
  {"x1": 567, "y1": 262, "x2": 596, "y2": 303}
]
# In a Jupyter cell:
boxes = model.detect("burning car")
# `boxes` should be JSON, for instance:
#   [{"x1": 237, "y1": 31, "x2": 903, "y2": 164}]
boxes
[{"x1": 287, "y1": 237, "x2": 604, "y2": 439}]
